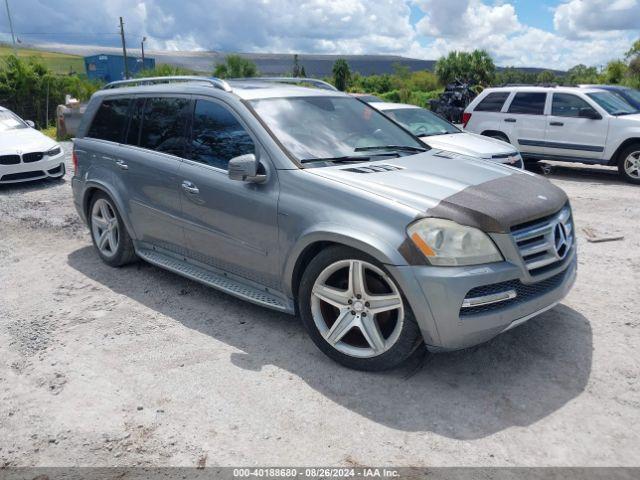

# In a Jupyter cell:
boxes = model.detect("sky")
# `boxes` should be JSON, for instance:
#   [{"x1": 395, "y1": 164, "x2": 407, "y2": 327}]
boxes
[{"x1": 1, "y1": 0, "x2": 639, "y2": 69}]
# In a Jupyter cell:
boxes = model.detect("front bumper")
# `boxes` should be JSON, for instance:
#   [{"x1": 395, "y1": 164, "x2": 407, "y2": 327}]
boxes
[
  {"x1": 0, "y1": 153, "x2": 66, "y2": 184},
  {"x1": 387, "y1": 249, "x2": 577, "y2": 351}
]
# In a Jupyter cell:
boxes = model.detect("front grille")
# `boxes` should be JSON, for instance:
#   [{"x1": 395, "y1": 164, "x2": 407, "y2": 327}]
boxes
[
  {"x1": 511, "y1": 205, "x2": 574, "y2": 276},
  {"x1": 0, "y1": 154, "x2": 20, "y2": 165},
  {"x1": 460, "y1": 270, "x2": 567, "y2": 316},
  {"x1": 23, "y1": 152, "x2": 44, "y2": 163},
  {"x1": 1, "y1": 170, "x2": 45, "y2": 182}
]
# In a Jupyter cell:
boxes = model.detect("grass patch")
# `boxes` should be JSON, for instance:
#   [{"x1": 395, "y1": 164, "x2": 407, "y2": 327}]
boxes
[{"x1": 0, "y1": 45, "x2": 85, "y2": 75}]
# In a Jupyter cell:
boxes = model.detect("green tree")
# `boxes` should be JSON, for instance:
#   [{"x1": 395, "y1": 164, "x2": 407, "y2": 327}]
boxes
[
  {"x1": 300, "y1": 65, "x2": 307, "y2": 78},
  {"x1": 603, "y1": 60, "x2": 628, "y2": 84},
  {"x1": 0, "y1": 54, "x2": 100, "y2": 127},
  {"x1": 565, "y1": 64, "x2": 599, "y2": 84},
  {"x1": 625, "y1": 39, "x2": 640, "y2": 60},
  {"x1": 536, "y1": 70, "x2": 556, "y2": 84},
  {"x1": 332, "y1": 58, "x2": 351, "y2": 91},
  {"x1": 213, "y1": 55, "x2": 258, "y2": 79},
  {"x1": 435, "y1": 49, "x2": 495, "y2": 86}
]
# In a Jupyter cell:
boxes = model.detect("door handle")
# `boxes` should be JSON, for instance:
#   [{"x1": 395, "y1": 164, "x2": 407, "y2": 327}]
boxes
[
  {"x1": 549, "y1": 121, "x2": 564, "y2": 126},
  {"x1": 504, "y1": 118, "x2": 516, "y2": 123},
  {"x1": 115, "y1": 159, "x2": 128, "y2": 170},
  {"x1": 181, "y1": 180, "x2": 199, "y2": 194}
]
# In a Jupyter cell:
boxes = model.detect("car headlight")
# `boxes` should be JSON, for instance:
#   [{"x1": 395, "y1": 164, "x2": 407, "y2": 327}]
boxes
[
  {"x1": 47, "y1": 146, "x2": 62, "y2": 156},
  {"x1": 407, "y1": 218, "x2": 503, "y2": 266}
]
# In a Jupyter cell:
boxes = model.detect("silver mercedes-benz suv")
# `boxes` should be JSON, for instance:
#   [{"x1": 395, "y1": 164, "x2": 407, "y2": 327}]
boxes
[{"x1": 71, "y1": 76, "x2": 577, "y2": 371}]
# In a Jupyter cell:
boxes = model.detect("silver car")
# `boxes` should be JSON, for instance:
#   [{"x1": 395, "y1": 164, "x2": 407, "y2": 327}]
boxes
[
  {"x1": 72, "y1": 76, "x2": 577, "y2": 371},
  {"x1": 371, "y1": 102, "x2": 524, "y2": 168}
]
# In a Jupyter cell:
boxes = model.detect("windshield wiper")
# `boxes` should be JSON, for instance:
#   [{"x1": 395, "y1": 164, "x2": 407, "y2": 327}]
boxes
[
  {"x1": 354, "y1": 145, "x2": 427, "y2": 153},
  {"x1": 612, "y1": 111, "x2": 638, "y2": 116},
  {"x1": 300, "y1": 152, "x2": 402, "y2": 164}
]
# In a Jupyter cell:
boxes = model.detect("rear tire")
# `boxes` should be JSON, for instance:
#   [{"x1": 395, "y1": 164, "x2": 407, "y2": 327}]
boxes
[
  {"x1": 89, "y1": 192, "x2": 137, "y2": 267},
  {"x1": 617, "y1": 144, "x2": 640, "y2": 185},
  {"x1": 298, "y1": 246, "x2": 422, "y2": 371}
]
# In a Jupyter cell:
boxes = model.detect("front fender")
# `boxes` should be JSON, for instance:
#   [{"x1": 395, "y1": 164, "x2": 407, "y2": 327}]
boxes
[{"x1": 281, "y1": 223, "x2": 409, "y2": 298}]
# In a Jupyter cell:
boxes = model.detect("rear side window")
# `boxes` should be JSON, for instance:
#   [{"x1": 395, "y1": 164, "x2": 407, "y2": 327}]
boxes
[
  {"x1": 87, "y1": 98, "x2": 130, "y2": 142},
  {"x1": 508, "y1": 92, "x2": 547, "y2": 115},
  {"x1": 139, "y1": 97, "x2": 191, "y2": 156},
  {"x1": 551, "y1": 93, "x2": 594, "y2": 117},
  {"x1": 474, "y1": 92, "x2": 509, "y2": 112},
  {"x1": 187, "y1": 100, "x2": 254, "y2": 170}
]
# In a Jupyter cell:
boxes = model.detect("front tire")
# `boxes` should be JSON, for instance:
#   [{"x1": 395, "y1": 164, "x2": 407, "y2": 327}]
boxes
[
  {"x1": 298, "y1": 246, "x2": 422, "y2": 371},
  {"x1": 618, "y1": 144, "x2": 640, "y2": 184},
  {"x1": 89, "y1": 192, "x2": 137, "y2": 267}
]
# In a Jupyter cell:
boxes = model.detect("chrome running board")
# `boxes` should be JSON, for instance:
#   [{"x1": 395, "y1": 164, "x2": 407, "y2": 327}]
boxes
[{"x1": 137, "y1": 248, "x2": 291, "y2": 313}]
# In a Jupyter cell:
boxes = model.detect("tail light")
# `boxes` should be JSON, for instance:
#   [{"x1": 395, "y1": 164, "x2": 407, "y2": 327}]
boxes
[
  {"x1": 462, "y1": 112, "x2": 472, "y2": 128},
  {"x1": 72, "y1": 149, "x2": 78, "y2": 175}
]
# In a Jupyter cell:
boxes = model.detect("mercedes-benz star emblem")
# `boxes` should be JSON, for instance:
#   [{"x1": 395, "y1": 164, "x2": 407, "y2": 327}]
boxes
[{"x1": 553, "y1": 222, "x2": 570, "y2": 259}]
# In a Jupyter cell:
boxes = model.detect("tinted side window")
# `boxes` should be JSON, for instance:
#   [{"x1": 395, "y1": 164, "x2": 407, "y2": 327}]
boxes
[
  {"x1": 474, "y1": 92, "x2": 510, "y2": 112},
  {"x1": 508, "y1": 92, "x2": 547, "y2": 115},
  {"x1": 187, "y1": 100, "x2": 254, "y2": 170},
  {"x1": 139, "y1": 97, "x2": 191, "y2": 156},
  {"x1": 551, "y1": 93, "x2": 594, "y2": 117},
  {"x1": 87, "y1": 98, "x2": 130, "y2": 142}
]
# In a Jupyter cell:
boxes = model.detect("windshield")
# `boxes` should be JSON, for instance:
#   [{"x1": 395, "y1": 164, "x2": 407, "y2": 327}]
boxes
[
  {"x1": 0, "y1": 110, "x2": 28, "y2": 132},
  {"x1": 587, "y1": 91, "x2": 638, "y2": 115},
  {"x1": 249, "y1": 96, "x2": 426, "y2": 164},
  {"x1": 616, "y1": 89, "x2": 640, "y2": 108},
  {"x1": 384, "y1": 107, "x2": 460, "y2": 136}
]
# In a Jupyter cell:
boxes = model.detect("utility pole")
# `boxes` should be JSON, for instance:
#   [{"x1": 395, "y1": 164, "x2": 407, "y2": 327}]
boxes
[
  {"x1": 119, "y1": 16, "x2": 129, "y2": 79},
  {"x1": 141, "y1": 36, "x2": 146, "y2": 64},
  {"x1": 4, "y1": 0, "x2": 17, "y2": 55}
]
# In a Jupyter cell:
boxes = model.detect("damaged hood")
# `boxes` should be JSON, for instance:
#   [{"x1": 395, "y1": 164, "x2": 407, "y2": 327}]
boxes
[{"x1": 307, "y1": 150, "x2": 567, "y2": 233}]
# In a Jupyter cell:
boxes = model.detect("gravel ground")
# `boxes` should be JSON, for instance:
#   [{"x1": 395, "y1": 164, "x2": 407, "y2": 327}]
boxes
[{"x1": 0, "y1": 142, "x2": 639, "y2": 467}]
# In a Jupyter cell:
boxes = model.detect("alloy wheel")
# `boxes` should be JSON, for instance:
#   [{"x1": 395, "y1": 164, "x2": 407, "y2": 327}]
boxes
[
  {"x1": 91, "y1": 198, "x2": 120, "y2": 258},
  {"x1": 624, "y1": 151, "x2": 640, "y2": 179},
  {"x1": 310, "y1": 259, "x2": 404, "y2": 358}
]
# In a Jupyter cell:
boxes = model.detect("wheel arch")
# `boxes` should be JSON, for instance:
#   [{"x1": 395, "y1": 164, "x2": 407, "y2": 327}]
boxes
[
  {"x1": 82, "y1": 181, "x2": 137, "y2": 240},
  {"x1": 283, "y1": 227, "x2": 408, "y2": 303},
  {"x1": 481, "y1": 130, "x2": 512, "y2": 144},
  {"x1": 608, "y1": 137, "x2": 640, "y2": 166}
]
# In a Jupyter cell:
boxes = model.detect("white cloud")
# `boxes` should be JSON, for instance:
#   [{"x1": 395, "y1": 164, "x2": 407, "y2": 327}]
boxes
[
  {"x1": 2, "y1": 0, "x2": 639, "y2": 70},
  {"x1": 411, "y1": 0, "x2": 638, "y2": 68},
  {"x1": 554, "y1": 0, "x2": 640, "y2": 39}
]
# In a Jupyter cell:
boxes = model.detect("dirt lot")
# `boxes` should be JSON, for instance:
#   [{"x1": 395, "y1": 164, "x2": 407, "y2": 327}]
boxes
[{"x1": 1, "y1": 142, "x2": 639, "y2": 467}]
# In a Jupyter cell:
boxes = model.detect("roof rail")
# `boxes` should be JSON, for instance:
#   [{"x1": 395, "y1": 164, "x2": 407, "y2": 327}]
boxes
[
  {"x1": 499, "y1": 83, "x2": 577, "y2": 88},
  {"x1": 102, "y1": 76, "x2": 232, "y2": 92},
  {"x1": 230, "y1": 77, "x2": 338, "y2": 91}
]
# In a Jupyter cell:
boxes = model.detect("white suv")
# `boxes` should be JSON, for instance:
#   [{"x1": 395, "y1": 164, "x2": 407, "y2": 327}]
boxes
[{"x1": 463, "y1": 86, "x2": 640, "y2": 183}]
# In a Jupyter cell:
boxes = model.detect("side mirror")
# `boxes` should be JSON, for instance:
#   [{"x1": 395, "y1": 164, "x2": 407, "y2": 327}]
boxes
[
  {"x1": 228, "y1": 153, "x2": 266, "y2": 183},
  {"x1": 25, "y1": 120, "x2": 35, "y2": 128},
  {"x1": 578, "y1": 108, "x2": 601, "y2": 120}
]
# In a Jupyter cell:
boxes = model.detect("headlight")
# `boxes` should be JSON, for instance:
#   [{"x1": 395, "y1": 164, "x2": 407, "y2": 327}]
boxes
[
  {"x1": 47, "y1": 146, "x2": 62, "y2": 156},
  {"x1": 407, "y1": 218, "x2": 503, "y2": 266}
]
